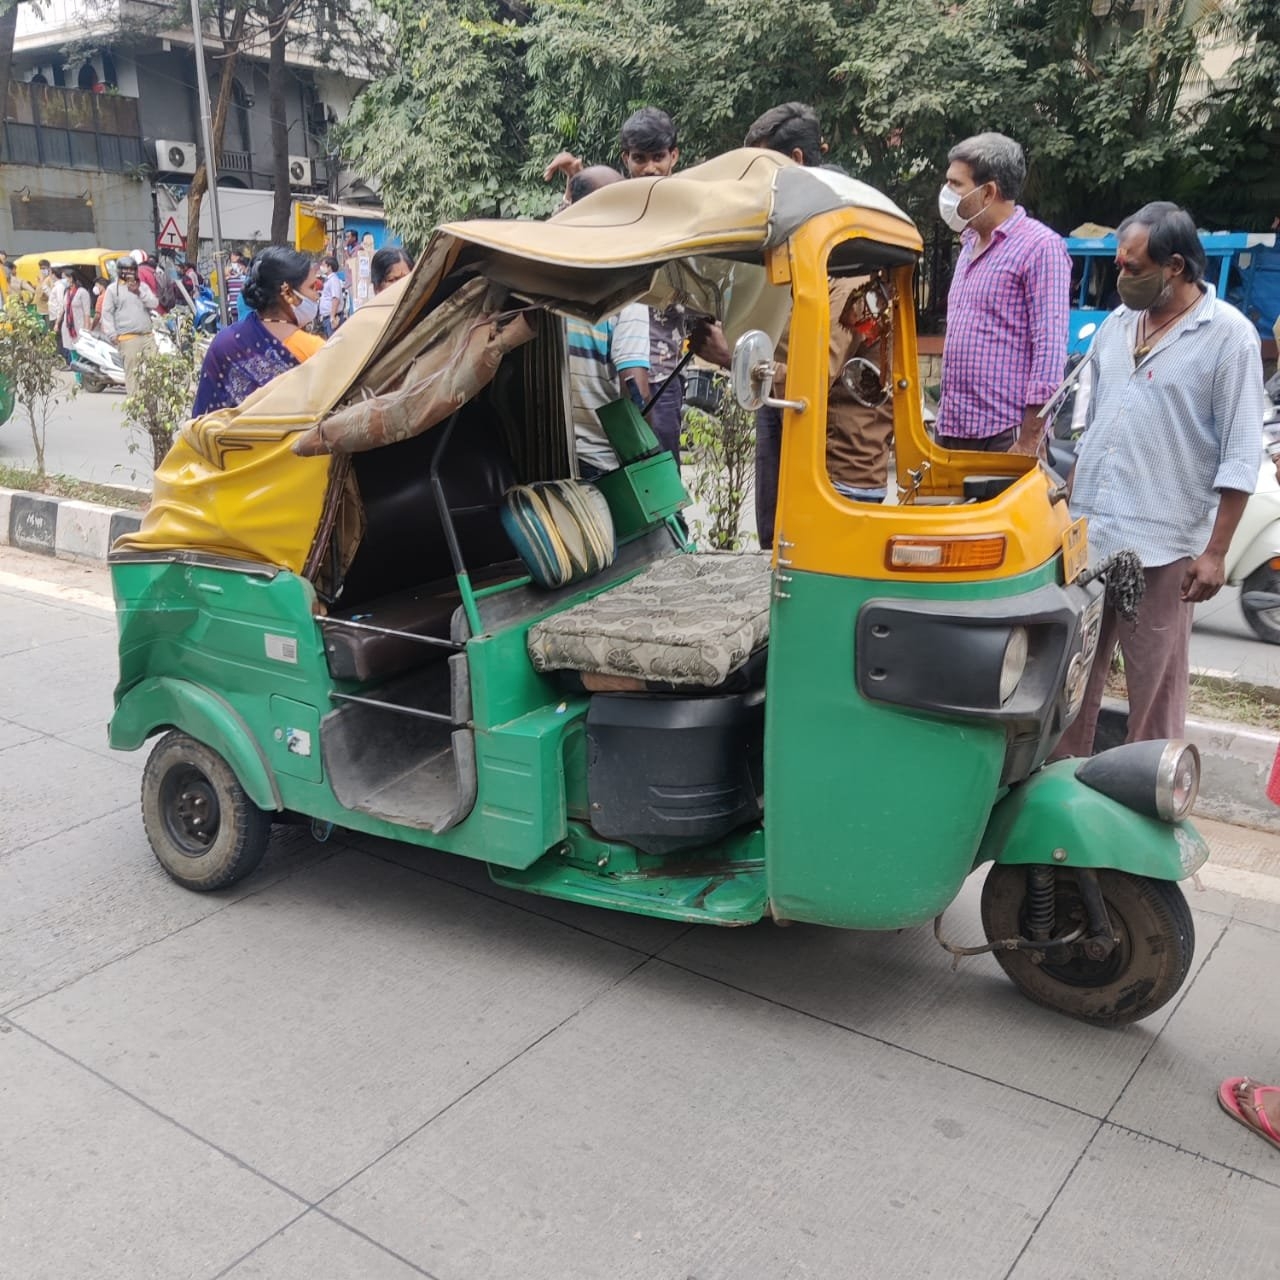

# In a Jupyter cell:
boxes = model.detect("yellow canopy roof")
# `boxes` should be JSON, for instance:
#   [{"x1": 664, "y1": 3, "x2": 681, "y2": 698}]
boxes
[
  {"x1": 114, "y1": 149, "x2": 921, "y2": 572},
  {"x1": 441, "y1": 148, "x2": 920, "y2": 310}
]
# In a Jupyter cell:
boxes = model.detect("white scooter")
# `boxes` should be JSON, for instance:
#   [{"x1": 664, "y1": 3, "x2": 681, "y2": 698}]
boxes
[
  {"x1": 69, "y1": 331, "x2": 126, "y2": 394},
  {"x1": 70, "y1": 317, "x2": 177, "y2": 394},
  {"x1": 1227, "y1": 396, "x2": 1280, "y2": 644}
]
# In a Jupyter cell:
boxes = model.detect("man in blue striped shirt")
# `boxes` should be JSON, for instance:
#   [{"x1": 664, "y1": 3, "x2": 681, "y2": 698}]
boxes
[
  {"x1": 559, "y1": 165, "x2": 652, "y2": 477},
  {"x1": 1057, "y1": 202, "x2": 1264, "y2": 757}
]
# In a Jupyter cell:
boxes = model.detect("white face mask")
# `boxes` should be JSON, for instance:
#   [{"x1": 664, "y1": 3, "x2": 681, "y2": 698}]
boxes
[
  {"x1": 291, "y1": 296, "x2": 319, "y2": 328},
  {"x1": 938, "y1": 184, "x2": 984, "y2": 234}
]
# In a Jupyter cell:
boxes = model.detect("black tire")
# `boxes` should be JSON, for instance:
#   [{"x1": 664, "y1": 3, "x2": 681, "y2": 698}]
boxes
[
  {"x1": 141, "y1": 731, "x2": 271, "y2": 891},
  {"x1": 1241, "y1": 564, "x2": 1280, "y2": 645},
  {"x1": 980, "y1": 865, "x2": 1194, "y2": 1026}
]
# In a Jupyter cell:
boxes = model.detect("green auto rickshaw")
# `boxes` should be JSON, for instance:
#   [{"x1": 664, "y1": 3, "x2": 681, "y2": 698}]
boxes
[{"x1": 109, "y1": 150, "x2": 1206, "y2": 1025}]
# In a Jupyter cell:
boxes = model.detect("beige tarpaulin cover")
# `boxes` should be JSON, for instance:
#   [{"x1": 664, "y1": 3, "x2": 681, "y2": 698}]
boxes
[
  {"x1": 292, "y1": 280, "x2": 538, "y2": 456},
  {"x1": 113, "y1": 148, "x2": 920, "y2": 572},
  {"x1": 1069, "y1": 223, "x2": 1116, "y2": 240}
]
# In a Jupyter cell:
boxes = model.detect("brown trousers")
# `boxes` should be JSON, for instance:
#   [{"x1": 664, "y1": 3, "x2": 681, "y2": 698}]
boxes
[{"x1": 1054, "y1": 557, "x2": 1194, "y2": 758}]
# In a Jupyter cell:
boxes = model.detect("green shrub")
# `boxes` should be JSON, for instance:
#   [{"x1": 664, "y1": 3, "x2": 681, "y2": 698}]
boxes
[
  {"x1": 122, "y1": 319, "x2": 199, "y2": 471},
  {"x1": 0, "y1": 307, "x2": 68, "y2": 477},
  {"x1": 680, "y1": 377, "x2": 755, "y2": 551}
]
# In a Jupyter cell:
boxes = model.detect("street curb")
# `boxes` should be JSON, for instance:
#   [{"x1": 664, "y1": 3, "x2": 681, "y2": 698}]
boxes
[
  {"x1": 1098, "y1": 700, "x2": 1280, "y2": 835},
  {"x1": 0, "y1": 485, "x2": 143, "y2": 563}
]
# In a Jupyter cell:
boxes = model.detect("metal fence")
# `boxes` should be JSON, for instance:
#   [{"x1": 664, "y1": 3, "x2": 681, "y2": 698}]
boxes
[{"x1": 913, "y1": 226, "x2": 956, "y2": 335}]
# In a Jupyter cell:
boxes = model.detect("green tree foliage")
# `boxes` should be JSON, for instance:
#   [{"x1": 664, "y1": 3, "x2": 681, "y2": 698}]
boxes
[
  {"x1": 344, "y1": 0, "x2": 1278, "y2": 239},
  {"x1": 340, "y1": 0, "x2": 533, "y2": 239},
  {"x1": 1190, "y1": 0, "x2": 1280, "y2": 224}
]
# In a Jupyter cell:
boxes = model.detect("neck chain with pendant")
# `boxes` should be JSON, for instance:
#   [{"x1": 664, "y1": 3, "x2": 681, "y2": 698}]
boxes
[{"x1": 1134, "y1": 294, "x2": 1200, "y2": 359}]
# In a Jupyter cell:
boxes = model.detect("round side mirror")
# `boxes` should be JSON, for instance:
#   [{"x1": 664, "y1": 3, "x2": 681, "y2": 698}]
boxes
[
  {"x1": 840, "y1": 356, "x2": 890, "y2": 408},
  {"x1": 730, "y1": 329, "x2": 776, "y2": 411}
]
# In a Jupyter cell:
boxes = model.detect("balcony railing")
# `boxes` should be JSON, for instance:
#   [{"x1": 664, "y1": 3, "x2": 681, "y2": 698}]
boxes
[{"x1": 2, "y1": 81, "x2": 144, "y2": 172}]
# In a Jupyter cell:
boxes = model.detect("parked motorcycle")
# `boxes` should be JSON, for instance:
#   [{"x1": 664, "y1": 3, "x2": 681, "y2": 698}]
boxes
[{"x1": 191, "y1": 285, "x2": 220, "y2": 337}]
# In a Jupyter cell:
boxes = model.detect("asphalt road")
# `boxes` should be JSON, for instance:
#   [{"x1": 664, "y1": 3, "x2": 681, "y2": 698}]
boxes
[
  {"x1": 0, "y1": 372, "x2": 152, "y2": 490},
  {"x1": 1, "y1": 546, "x2": 1278, "y2": 1279},
  {"x1": 6, "y1": 384, "x2": 1280, "y2": 685}
]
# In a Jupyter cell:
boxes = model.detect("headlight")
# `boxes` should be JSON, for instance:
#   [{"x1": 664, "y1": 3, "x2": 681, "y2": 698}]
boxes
[
  {"x1": 1158, "y1": 741, "x2": 1201, "y2": 821},
  {"x1": 999, "y1": 627, "x2": 1028, "y2": 704},
  {"x1": 1074, "y1": 740, "x2": 1200, "y2": 823}
]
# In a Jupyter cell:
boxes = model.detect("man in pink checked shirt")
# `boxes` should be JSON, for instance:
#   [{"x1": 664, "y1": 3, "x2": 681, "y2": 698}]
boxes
[{"x1": 935, "y1": 132, "x2": 1070, "y2": 457}]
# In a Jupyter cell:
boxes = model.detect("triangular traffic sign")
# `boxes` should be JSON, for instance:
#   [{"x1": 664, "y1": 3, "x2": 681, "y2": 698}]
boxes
[{"x1": 158, "y1": 215, "x2": 186, "y2": 250}]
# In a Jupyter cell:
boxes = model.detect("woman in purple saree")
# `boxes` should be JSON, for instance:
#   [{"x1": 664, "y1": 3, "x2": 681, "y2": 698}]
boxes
[{"x1": 192, "y1": 246, "x2": 324, "y2": 416}]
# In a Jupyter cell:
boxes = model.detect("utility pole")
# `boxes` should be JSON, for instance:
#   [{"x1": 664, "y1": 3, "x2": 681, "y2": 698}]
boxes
[{"x1": 189, "y1": 0, "x2": 229, "y2": 325}]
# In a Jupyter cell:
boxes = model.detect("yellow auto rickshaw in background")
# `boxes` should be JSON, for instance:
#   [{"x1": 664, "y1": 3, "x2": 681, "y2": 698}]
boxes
[{"x1": 13, "y1": 247, "x2": 130, "y2": 290}]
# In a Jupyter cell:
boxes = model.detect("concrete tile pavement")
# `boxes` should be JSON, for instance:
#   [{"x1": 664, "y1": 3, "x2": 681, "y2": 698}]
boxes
[
  {"x1": 216, "y1": 1212, "x2": 427, "y2": 1278},
  {"x1": 0, "y1": 1022, "x2": 303, "y2": 1280},
  {"x1": 2, "y1": 549, "x2": 1278, "y2": 1279}
]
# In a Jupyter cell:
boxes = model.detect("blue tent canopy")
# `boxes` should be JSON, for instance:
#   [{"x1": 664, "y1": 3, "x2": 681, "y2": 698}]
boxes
[{"x1": 1063, "y1": 231, "x2": 1278, "y2": 352}]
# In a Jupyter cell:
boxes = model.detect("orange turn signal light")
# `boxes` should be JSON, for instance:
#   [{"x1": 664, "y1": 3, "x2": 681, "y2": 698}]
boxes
[{"x1": 886, "y1": 534, "x2": 1007, "y2": 572}]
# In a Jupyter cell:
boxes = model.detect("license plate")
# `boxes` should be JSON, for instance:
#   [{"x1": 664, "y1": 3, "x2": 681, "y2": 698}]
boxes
[{"x1": 1062, "y1": 518, "x2": 1088, "y2": 584}]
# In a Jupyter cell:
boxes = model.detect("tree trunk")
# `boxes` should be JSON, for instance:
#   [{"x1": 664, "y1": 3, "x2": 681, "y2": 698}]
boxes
[
  {"x1": 186, "y1": 0, "x2": 250, "y2": 252},
  {"x1": 0, "y1": 2, "x2": 20, "y2": 132},
  {"x1": 268, "y1": 0, "x2": 291, "y2": 243}
]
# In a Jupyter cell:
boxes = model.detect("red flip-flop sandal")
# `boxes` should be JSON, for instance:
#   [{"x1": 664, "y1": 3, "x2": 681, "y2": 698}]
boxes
[{"x1": 1218, "y1": 1077, "x2": 1280, "y2": 1153}]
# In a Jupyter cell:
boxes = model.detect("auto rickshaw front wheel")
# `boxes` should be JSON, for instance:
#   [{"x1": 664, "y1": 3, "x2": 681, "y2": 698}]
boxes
[
  {"x1": 141, "y1": 732, "x2": 271, "y2": 891},
  {"x1": 980, "y1": 865, "x2": 1194, "y2": 1027}
]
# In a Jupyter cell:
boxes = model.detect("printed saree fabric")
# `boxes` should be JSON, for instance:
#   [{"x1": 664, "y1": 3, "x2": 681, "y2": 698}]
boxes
[{"x1": 192, "y1": 312, "x2": 302, "y2": 416}]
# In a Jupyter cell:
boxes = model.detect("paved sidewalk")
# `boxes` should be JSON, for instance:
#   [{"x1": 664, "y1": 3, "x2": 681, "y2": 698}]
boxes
[{"x1": 1, "y1": 549, "x2": 1278, "y2": 1279}]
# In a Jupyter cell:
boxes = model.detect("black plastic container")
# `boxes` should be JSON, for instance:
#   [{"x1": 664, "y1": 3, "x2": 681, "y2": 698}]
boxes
[{"x1": 585, "y1": 692, "x2": 764, "y2": 855}]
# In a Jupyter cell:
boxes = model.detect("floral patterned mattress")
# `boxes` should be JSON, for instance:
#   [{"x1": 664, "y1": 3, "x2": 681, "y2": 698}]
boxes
[{"x1": 526, "y1": 552, "x2": 772, "y2": 688}]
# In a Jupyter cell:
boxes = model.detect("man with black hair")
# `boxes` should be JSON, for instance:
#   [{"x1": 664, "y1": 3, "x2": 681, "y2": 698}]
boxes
[
  {"x1": 101, "y1": 256, "x2": 159, "y2": 396},
  {"x1": 618, "y1": 106, "x2": 679, "y2": 179},
  {"x1": 319, "y1": 255, "x2": 345, "y2": 337},
  {"x1": 557, "y1": 165, "x2": 652, "y2": 478},
  {"x1": 615, "y1": 109, "x2": 687, "y2": 462},
  {"x1": 542, "y1": 107, "x2": 680, "y2": 187},
  {"x1": 935, "y1": 131, "x2": 1070, "y2": 455},
  {"x1": 568, "y1": 165, "x2": 625, "y2": 204},
  {"x1": 743, "y1": 101, "x2": 826, "y2": 166},
  {"x1": 1055, "y1": 201, "x2": 1263, "y2": 756},
  {"x1": 543, "y1": 109, "x2": 687, "y2": 461}
]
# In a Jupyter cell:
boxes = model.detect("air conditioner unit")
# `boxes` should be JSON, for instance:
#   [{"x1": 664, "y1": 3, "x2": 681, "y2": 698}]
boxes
[
  {"x1": 288, "y1": 155, "x2": 313, "y2": 187},
  {"x1": 154, "y1": 139, "x2": 198, "y2": 175}
]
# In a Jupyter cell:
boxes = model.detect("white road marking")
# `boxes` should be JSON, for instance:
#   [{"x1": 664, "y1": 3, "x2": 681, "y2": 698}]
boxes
[{"x1": 0, "y1": 569, "x2": 114, "y2": 613}]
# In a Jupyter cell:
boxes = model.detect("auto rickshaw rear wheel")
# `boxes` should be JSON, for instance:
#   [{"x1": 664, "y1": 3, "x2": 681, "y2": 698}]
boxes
[
  {"x1": 980, "y1": 865, "x2": 1194, "y2": 1027},
  {"x1": 142, "y1": 731, "x2": 271, "y2": 891}
]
